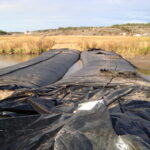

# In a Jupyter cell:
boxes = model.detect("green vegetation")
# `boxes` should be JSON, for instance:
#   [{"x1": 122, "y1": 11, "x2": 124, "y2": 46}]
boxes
[
  {"x1": 0, "y1": 30, "x2": 7, "y2": 35},
  {"x1": 111, "y1": 25, "x2": 132, "y2": 32},
  {"x1": 33, "y1": 23, "x2": 150, "y2": 36},
  {"x1": 57, "y1": 26, "x2": 102, "y2": 30},
  {"x1": 111, "y1": 23, "x2": 150, "y2": 34},
  {"x1": 112, "y1": 23, "x2": 150, "y2": 27},
  {"x1": 138, "y1": 47, "x2": 150, "y2": 55},
  {"x1": 51, "y1": 23, "x2": 150, "y2": 31}
]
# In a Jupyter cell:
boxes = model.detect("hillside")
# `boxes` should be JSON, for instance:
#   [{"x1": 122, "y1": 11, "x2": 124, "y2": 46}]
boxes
[{"x1": 32, "y1": 23, "x2": 150, "y2": 36}]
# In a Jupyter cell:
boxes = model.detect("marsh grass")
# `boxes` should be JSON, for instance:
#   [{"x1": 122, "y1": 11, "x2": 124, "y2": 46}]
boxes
[
  {"x1": 0, "y1": 35, "x2": 149, "y2": 58},
  {"x1": 0, "y1": 36, "x2": 55, "y2": 54},
  {"x1": 78, "y1": 36, "x2": 150, "y2": 58}
]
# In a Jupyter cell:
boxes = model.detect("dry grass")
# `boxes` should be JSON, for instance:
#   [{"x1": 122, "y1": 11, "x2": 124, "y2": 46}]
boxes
[
  {"x1": 0, "y1": 35, "x2": 150, "y2": 58},
  {"x1": 0, "y1": 35, "x2": 55, "y2": 54},
  {"x1": 78, "y1": 36, "x2": 150, "y2": 58}
]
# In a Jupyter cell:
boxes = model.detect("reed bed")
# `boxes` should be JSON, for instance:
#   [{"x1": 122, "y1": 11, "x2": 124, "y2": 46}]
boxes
[
  {"x1": 78, "y1": 36, "x2": 150, "y2": 58},
  {"x1": 0, "y1": 35, "x2": 149, "y2": 58},
  {"x1": 0, "y1": 35, "x2": 55, "y2": 54}
]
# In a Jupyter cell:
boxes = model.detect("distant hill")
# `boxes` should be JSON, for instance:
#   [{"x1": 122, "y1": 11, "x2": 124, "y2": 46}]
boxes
[
  {"x1": 111, "y1": 23, "x2": 150, "y2": 34},
  {"x1": 32, "y1": 23, "x2": 150, "y2": 36},
  {"x1": 2, "y1": 23, "x2": 150, "y2": 36}
]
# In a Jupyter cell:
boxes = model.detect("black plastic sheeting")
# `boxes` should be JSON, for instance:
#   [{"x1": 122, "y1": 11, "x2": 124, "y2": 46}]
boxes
[
  {"x1": 76, "y1": 49, "x2": 135, "y2": 76},
  {"x1": 0, "y1": 49, "x2": 150, "y2": 150},
  {"x1": 0, "y1": 86, "x2": 150, "y2": 150},
  {"x1": 0, "y1": 49, "x2": 80, "y2": 89},
  {"x1": 56, "y1": 48, "x2": 138, "y2": 86}
]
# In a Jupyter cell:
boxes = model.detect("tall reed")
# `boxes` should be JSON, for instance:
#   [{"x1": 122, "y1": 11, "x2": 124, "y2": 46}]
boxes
[
  {"x1": 0, "y1": 35, "x2": 149, "y2": 58},
  {"x1": 78, "y1": 36, "x2": 150, "y2": 58},
  {"x1": 0, "y1": 36, "x2": 55, "y2": 54}
]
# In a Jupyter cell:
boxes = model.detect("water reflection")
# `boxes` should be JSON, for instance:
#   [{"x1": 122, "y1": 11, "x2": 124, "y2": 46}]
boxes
[
  {"x1": 0, "y1": 55, "x2": 38, "y2": 69},
  {"x1": 138, "y1": 69, "x2": 150, "y2": 75},
  {"x1": 138, "y1": 69, "x2": 150, "y2": 82},
  {"x1": 128, "y1": 55, "x2": 150, "y2": 82}
]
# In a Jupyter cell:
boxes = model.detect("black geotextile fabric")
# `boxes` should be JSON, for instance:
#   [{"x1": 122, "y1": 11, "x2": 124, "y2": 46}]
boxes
[
  {"x1": 0, "y1": 85, "x2": 150, "y2": 150},
  {"x1": 0, "y1": 49, "x2": 150, "y2": 150},
  {"x1": 0, "y1": 49, "x2": 80, "y2": 89},
  {"x1": 69, "y1": 48, "x2": 136, "y2": 77}
]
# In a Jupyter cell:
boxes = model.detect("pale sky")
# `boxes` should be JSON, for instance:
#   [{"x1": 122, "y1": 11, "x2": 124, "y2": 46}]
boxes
[{"x1": 0, "y1": 0, "x2": 149, "y2": 31}]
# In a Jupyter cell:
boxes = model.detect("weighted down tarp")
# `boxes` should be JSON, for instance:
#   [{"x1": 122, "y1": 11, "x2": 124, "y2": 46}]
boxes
[
  {"x1": 57, "y1": 48, "x2": 145, "y2": 86},
  {"x1": 0, "y1": 49, "x2": 150, "y2": 150},
  {"x1": 0, "y1": 49, "x2": 80, "y2": 89}
]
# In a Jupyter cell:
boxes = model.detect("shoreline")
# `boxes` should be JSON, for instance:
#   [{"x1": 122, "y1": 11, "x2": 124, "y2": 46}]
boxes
[{"x1": 128, "y1": 54, "x2": 150, "y2": 71}]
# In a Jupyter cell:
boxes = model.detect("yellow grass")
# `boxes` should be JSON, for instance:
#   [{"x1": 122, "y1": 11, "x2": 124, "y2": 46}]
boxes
[
  {"x1": 0, "y1": 35, "x2": 150, "y2": 58},
  {"x1": 0, "y1": 35, "x2": 55, "y2": 54}
]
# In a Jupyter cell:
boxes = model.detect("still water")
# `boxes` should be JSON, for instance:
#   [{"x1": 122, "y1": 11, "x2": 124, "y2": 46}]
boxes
[
  {"x1": 0, "y1": 55, "x2": 38, "y2": 69},
  {"x1": 0, "y1": 54, "x2": 150, "y2": 81}
]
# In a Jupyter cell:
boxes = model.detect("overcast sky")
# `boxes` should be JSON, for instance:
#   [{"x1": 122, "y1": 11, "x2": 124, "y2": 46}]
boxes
[{"x1": 0, "y1": 0, "x2": 149, "y2": 31}]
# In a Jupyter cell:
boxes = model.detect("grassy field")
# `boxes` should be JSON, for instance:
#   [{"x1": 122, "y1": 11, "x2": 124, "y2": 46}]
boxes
[{"x1": 0, "y1": 35, "x2": 150, "y2": 58}]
